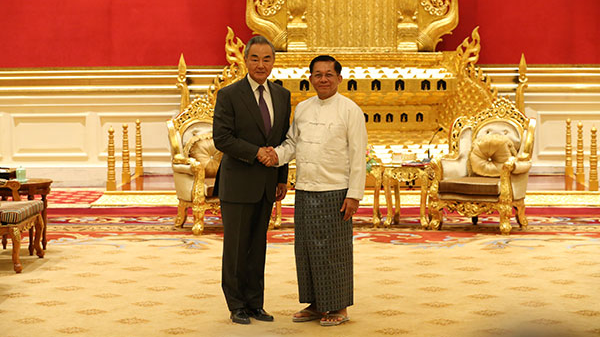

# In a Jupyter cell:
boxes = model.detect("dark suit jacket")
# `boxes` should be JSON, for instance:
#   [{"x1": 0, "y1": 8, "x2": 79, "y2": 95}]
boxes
[{"x1": 212, "y1": 76, "x2": 291, "y2": 204}]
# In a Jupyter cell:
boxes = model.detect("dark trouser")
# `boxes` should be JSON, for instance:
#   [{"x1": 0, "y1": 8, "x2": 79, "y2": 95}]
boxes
[{"x1": 221, "y1": 193, "x2": 273, "y2": 311}]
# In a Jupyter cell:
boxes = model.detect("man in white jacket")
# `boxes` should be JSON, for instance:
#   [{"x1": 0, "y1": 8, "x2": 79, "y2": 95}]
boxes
[{"x1": 259, "y1": 55, "x2": 367, "y2": 326}]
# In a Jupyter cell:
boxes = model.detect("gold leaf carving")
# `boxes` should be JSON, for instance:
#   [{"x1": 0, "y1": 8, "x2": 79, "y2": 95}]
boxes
[
  {"x1": 255, "y1": 0, "x2": 285, "y2": 16},
  {"x1": 420, "y1": 0, "x2": 449, "y2": 16}
]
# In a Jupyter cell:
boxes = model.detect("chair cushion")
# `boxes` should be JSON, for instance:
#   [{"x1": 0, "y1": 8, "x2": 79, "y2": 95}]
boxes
[
  {"x1": 184, "y1": 134, "x2": 223, "y2": 178},
  {"x1": 205, "y1": 177, "x2": 215, "y2": 197},
  {"x1": 469, "y1": 134, "x2": 516, "y2": 177},
  {"x1": 439, "y1": 176, "x2": 500, "y2": 196},
  {"x1": 0, "y1": 200, "x2": 43, "y2": 224}
]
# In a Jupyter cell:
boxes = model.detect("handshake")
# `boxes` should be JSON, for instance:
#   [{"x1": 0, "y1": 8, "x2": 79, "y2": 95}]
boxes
[{"x1": 257, "y1": 146, "x2": 279, "y2": 167}]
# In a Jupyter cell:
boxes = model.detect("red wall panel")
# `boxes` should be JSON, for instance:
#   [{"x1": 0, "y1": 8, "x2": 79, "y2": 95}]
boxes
[
  {"x1": 0, "y1": 0, "x2": 598, "y2": 68},
  {"x1": 438, "y1": 0, "x2": 600, "y2": 65}
]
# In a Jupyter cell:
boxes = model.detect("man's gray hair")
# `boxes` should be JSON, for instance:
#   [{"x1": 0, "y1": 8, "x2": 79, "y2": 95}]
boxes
[{"x1": 244, "y1": 35, "x2": 276, "y2": 59}]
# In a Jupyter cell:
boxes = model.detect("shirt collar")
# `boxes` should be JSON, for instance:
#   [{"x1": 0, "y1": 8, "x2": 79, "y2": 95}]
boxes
[
  {"x1": 317, "y1": 92, "x2": 339, "y2": 105},
  {"x1": 247, "y1": 74, "x2": 271, "y2": 95}
]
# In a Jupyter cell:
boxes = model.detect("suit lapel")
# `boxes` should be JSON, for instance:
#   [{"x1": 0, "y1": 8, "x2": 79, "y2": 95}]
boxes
[{"x1": 239, "y1": 77, "x2": 268, "y2": 138}]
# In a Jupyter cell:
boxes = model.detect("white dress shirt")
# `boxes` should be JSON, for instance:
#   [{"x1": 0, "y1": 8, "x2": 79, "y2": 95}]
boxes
[
  {"x1": 247, "y1": 75, "x2": 274, "y2": 127},
  {"x1": 275, "y1": 92, "x2": 368, "y2": 200}
]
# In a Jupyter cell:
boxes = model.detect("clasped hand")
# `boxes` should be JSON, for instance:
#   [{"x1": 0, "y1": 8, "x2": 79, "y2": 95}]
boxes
[{"x1": 257, "y1": 147, "x2": 278, "y2": 167}]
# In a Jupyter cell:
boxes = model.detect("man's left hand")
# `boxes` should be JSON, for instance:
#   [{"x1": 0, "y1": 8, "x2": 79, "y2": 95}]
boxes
[
  {"x1": 340, "y1": 198, "x2": 359, "y2": 221},
  {"x1": 276, "y1": 183, "x2": 287, "y2": 201}
]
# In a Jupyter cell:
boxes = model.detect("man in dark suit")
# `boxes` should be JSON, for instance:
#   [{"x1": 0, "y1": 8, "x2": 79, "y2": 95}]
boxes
[{"x1": 212, "y1": 35, "x2": 291, "y2": 325}]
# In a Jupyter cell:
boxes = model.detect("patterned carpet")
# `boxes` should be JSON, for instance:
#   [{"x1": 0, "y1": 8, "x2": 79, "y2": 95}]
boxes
[
  {"x1": 1, "y1": 229, "x2": 599, "y2": 337},
  {"x1": 2, "y1": 190, "x2": 598, "y2": 336}
]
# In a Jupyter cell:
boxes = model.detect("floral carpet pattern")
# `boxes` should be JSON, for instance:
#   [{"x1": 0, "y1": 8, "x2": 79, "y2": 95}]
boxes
[
  {"x1": 2, "y1": 228, "x2": 600, "y2": 337},
  {"x1": 2, "y1": 202, "x2": 599, "y2": 337}
]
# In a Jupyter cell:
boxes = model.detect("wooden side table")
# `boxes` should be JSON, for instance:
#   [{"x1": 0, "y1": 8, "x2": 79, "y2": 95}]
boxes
[
  {"x1": 0, "y1": 178, "x2": 52, "y2": 250},
  {"x1": 382, "y1": 163, "x2": 429, "y2": 227}
]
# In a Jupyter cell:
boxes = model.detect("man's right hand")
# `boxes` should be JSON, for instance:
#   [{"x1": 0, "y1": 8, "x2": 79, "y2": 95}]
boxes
[{"x1": 257, "y1": 147, "x2": 278, "y2": 167}]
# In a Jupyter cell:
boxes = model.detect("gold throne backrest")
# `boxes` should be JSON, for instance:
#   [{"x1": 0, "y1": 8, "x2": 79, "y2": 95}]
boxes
[{"x1": 247, "y1": 0, "x2": 458, "y2": 52}]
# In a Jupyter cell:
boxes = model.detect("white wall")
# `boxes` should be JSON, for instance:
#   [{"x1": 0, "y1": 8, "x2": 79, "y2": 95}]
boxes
[{"x1": 1, "y1": 66, "x2": 599, "y2": 186}]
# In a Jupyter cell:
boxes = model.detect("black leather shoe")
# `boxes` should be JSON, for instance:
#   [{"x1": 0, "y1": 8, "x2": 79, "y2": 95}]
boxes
[
  {"x1": 247, "y1": 308, "x2": 274, "y2": 322},
  {"x1": 230, "y1": 308, "x2": 251, "y2": 324}
]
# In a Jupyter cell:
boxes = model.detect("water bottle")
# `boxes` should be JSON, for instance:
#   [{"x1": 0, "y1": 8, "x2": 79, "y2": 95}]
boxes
[{"x1": 16, "y1": 166, "x2": 26, "y2": 182}]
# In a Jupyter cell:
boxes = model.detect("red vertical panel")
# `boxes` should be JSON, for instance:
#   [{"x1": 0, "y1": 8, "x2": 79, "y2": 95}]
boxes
[{"x1": 438, "y1": 0, "x2": 600, "y2": 64}]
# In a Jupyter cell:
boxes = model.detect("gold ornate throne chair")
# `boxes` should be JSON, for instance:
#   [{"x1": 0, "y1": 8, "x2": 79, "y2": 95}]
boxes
[
  {"x1": 426, "y1": 97, "x2": 535, "y2": 234},
  {"x1": 167, "y1": 102, "x2": 223, "y2": 235}
]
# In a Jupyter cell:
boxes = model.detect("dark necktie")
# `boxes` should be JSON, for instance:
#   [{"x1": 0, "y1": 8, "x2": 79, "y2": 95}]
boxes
[{"x1": 258, "y1": 85, "x2": 271, "y2": 135}]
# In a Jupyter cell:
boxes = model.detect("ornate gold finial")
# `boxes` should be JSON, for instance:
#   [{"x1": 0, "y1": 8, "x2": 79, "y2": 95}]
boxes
[
  {"x1": 455, "y1": 26, "x2": 481, "y2": 71},
  {"x1": 177, "y1": 53, "x2": 190, "y2": 113},
  {"x1": 286, "y1": 0, "x2": 308, "y2": 51},
  {"x1": 397, "y1": 0, "x2": 419, "y2": 52},
  {"x1": 135, "y1": 119, "x2": 143, "y2": 178},
  {"x1": 173, "y1": 27, "x2": 248, "y2": 133},
  {"x1": 565, "y1": 118, "x2": 573, "y2": 190},
  {"x1": 590, "y1": 126, "x2": 598, "y2": 191},
  {"x1": 576, "y1": 122, "x2": 585, "y2": 190},
  {"x1": 122, "y1": 124, "x2": 131, "y2": 188},
  {"x1": 107, "y1": 126, "x2": 116, "y2": 191},
  {"x1": 516, "y1": 53, "x2": 528, "y2": 112}
]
